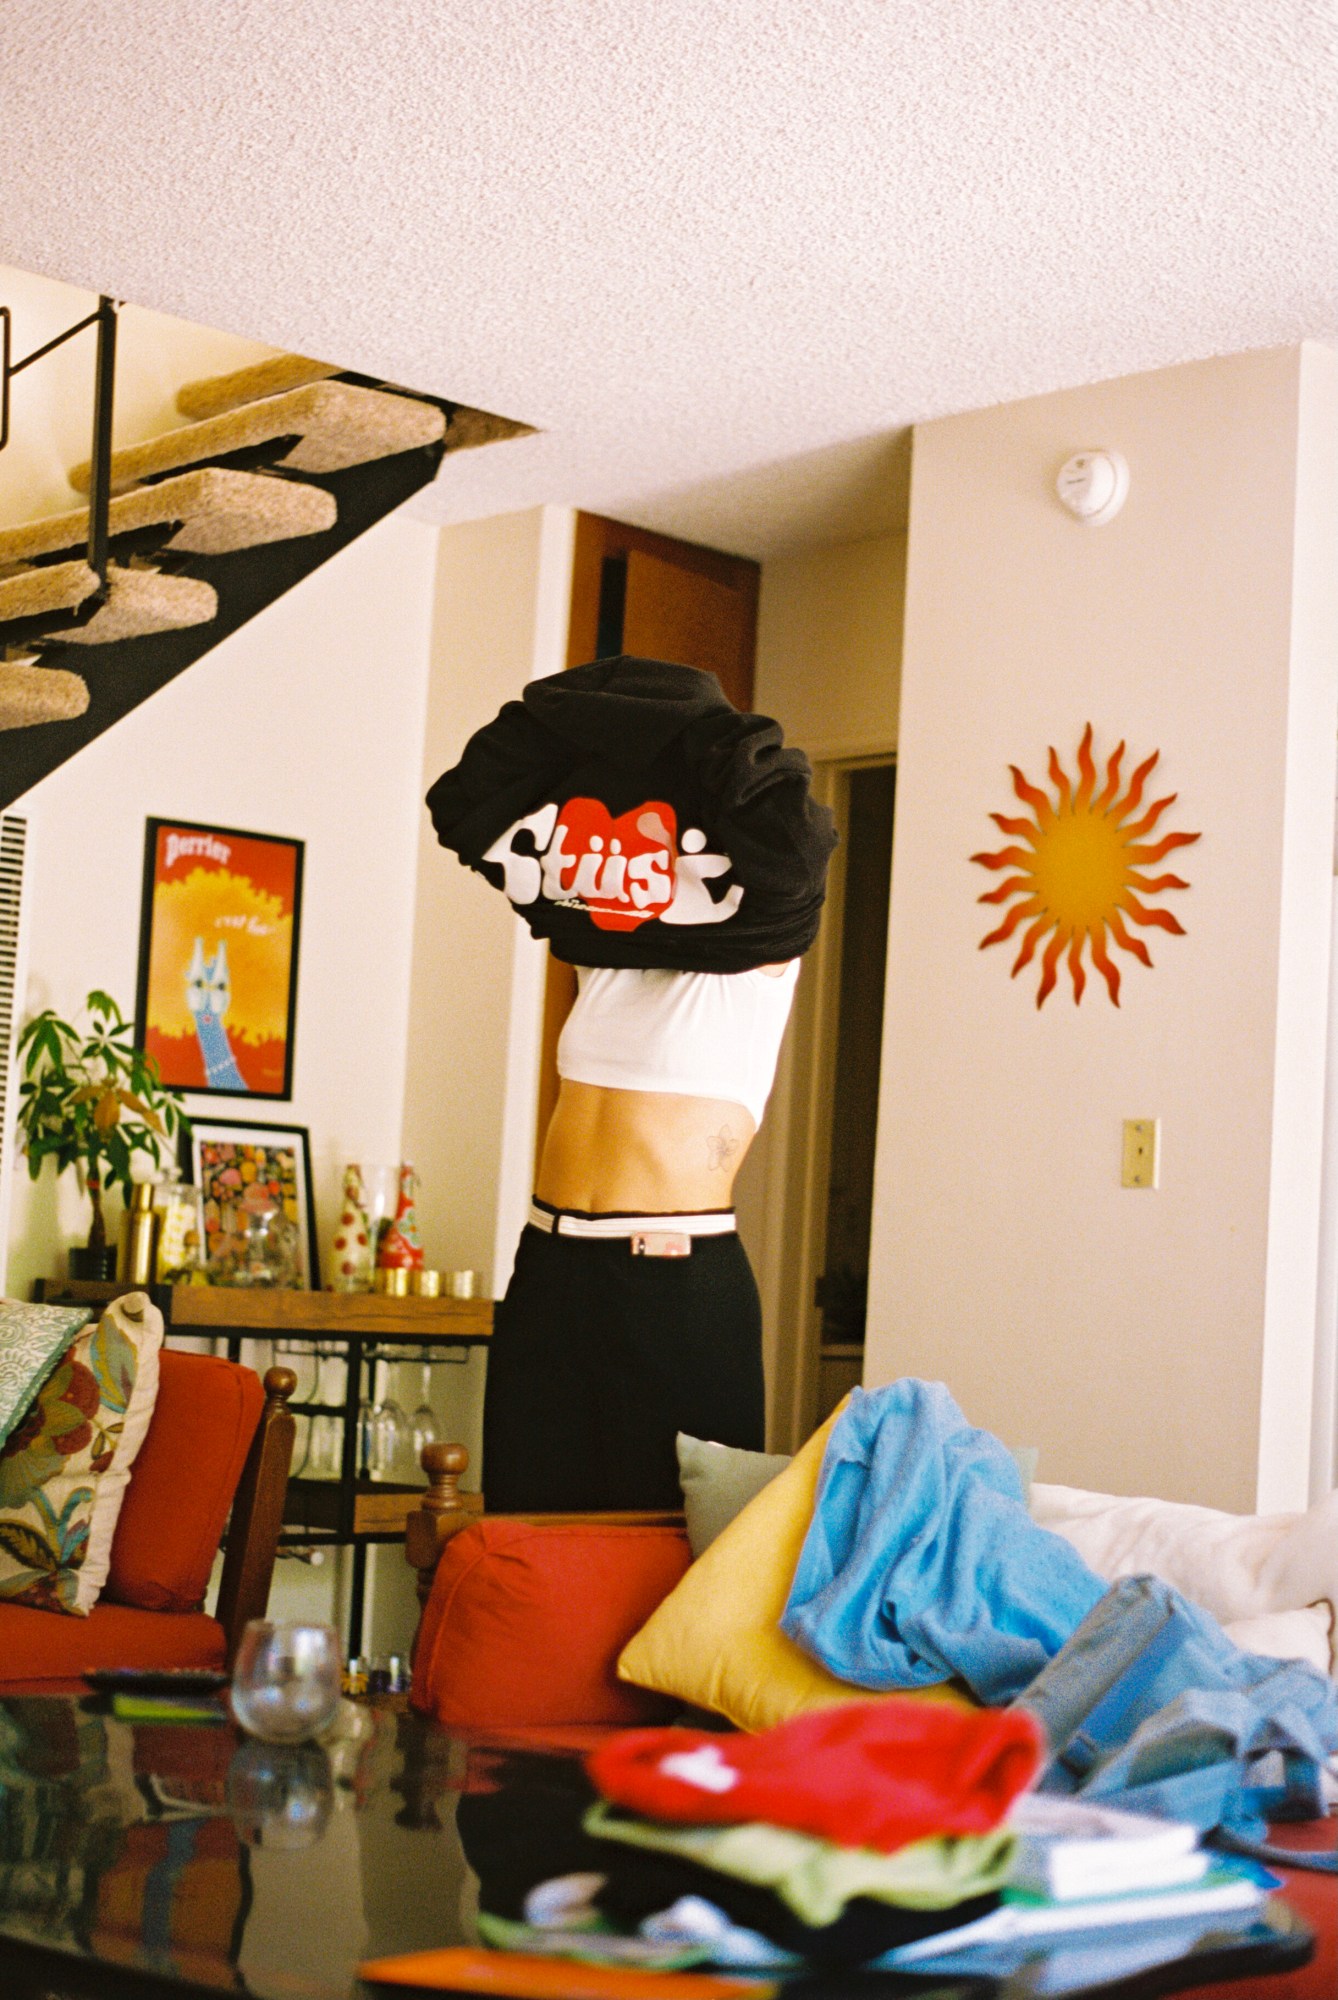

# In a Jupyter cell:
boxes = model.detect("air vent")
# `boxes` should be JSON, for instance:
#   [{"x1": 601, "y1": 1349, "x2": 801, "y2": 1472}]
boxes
[{"x1": 0, "y1": 814, "x2": 29, "y2": 1293}]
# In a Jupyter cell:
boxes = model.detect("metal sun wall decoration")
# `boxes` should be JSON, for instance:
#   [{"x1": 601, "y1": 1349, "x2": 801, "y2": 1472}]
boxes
[{"x1": 971, "y1": 725, "x2": 1200, "y2": 1009}]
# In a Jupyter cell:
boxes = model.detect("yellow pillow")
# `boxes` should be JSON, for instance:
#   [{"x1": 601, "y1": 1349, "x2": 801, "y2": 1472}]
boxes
[{"x1": 618, "y1": 1401, "x2": 968, "y2": 1731}]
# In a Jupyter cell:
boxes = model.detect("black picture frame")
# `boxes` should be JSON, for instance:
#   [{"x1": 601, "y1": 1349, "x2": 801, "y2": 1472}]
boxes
[
  {"x1": 134, "y1": 817, "x2": 305, "y2": 1101},
  {"x1": 181, "y1": 1116, "x2": 320, "y2": 1290}
]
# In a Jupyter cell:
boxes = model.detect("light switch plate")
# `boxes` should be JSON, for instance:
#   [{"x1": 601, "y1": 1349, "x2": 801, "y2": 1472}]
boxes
[{"x1": 1122, "y1": 1118, "x2": 1159, "y2": 1189}]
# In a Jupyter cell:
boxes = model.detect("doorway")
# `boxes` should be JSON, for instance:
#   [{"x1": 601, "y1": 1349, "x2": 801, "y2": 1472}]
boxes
[{"x1": 756, "y1": 755, "x2": 896, "y2": 1449}]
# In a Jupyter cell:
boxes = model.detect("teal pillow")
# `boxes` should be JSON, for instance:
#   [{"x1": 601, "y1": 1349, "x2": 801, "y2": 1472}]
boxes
[
  {"x1": 675, "y1": 1433, "x2": 793, "y2": 1558},
  {"x1": 675, "y1": 1430, "x2": 1039, "y2": 1558}
]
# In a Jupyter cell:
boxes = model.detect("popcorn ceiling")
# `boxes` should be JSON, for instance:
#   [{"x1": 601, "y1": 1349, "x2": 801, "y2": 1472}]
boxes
[{"x1": 0, "y1": 0, "x2": 1333, "y2": 557}]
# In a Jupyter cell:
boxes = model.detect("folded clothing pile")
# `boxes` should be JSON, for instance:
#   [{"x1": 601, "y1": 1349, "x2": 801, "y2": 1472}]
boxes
[{"x1": 458, "y1": 1701, "x2": 1043, "y2": 1969}]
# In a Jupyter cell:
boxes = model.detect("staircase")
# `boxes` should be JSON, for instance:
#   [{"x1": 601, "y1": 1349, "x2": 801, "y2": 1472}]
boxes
[{"x1": 0, "y1": 336, "x2": 533, "y2": 808}]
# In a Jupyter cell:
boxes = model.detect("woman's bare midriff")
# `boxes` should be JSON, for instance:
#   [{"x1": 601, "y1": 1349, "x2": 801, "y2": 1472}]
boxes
[{"x1": 535, "y1": 1080, "x2": 758, "y2": 1214}]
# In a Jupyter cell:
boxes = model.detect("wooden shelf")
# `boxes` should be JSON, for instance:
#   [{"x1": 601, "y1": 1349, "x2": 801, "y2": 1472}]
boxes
[
  {"x1": 168, "y1": 1286, "x2": 492, "y2": 1340},
  {"x1": 352, "y1": 1487, "x2": 483, "y2": 1537},
  {"x1": 34, "y1": 1278, "x2": 492, "y2": 1341}
]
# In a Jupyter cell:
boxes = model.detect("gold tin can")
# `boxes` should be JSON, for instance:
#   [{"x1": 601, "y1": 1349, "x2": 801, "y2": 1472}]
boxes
[
  {"x1": 374, "y1": 1267, "x2": 410, "y2": 1297},
  {"x1": 411, "y1": 1269, "x2": 442, "y2": 1297}
]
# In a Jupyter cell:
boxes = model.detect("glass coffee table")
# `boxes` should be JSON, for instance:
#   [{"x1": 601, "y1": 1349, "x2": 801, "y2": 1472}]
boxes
[{"x1": 0, "y1": 1694, "x2": 1315, "y2": 2000}]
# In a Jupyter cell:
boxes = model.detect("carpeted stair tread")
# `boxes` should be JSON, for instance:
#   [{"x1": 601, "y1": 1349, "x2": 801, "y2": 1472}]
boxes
[
  {"x1": 69, "y1": 382, "x2": 448, "y2": 495},
  {"x1": 0, "y1": 659, "x2": 90, "y2": 730},
  {"x1": 443, "y1": 405, "x2": 535, "y2": 453},
  {"x1": 0, "y1": 560, "x2": 100, "y2": 626},
  {"x1": 0, "y1": 468, "x2": 337, "y2": 566},
  {"x1": 176, "y1": 353, "x2": 341, "y2": 420},
  {"x1": 56, "y1": 566, "x2": 217, "y2": 646}
]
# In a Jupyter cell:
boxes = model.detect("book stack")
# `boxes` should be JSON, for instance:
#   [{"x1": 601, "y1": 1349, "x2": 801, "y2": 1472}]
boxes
[
  {"x1": 886, "y1": 1793, "x2": 1273, "y2": 1971},
  {"x1": 1008, "y1": 1794, "x2": 1211, "y2": 1901}
]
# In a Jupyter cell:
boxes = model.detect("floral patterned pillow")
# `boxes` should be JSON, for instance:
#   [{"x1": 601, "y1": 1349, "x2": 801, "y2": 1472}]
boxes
[{"x1": 0, "y1": 1299, "x2": 157, "y2": 1616}]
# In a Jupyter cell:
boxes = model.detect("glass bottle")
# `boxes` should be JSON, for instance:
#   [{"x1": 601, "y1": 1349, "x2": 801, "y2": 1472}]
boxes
[
  {"x1": 329, "y1": 1163, "x2": 373, "y2": 1292},
  {"x1": 376, "y1": 1162, "x2": 424, "y2": 1272}
]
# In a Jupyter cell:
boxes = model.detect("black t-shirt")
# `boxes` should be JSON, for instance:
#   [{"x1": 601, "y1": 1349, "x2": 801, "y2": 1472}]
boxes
[{"x1": 426, "y1": 656, "x2": 837, "y2": 972}]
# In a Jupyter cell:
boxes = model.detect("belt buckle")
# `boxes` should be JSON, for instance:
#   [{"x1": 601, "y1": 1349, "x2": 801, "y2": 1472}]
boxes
[{"x1": 630, "y1": 1230, "x2": 692, "y2": 1258}]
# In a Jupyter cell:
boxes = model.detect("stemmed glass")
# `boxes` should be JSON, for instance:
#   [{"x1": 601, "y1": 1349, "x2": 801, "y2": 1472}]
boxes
[
  {"x1": 357, "y1": 1358, "x2": 378, "y2": 1477},
  {"x1": 369, "y1": 1358, "x2": 407, "y2": 1480},
  {"x1": 410, "y1": 1363, "x2": 439, "y2": 1474},
  {"x1": 231, "y1": 1621, "x2": 342, "y2": 1742},
  {"x1": 311, "y1": 1347, "x2": 344, "y2": 1478}
]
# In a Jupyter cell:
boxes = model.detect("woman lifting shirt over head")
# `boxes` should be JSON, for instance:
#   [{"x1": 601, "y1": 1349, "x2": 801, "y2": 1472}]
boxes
[{"x1": 427, "y1": 657, "x2": 836, "y2": 1510}]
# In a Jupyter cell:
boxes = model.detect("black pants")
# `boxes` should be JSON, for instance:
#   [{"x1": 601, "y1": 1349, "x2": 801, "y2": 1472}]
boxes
[{"x1": 482, "y1": 1219, "x2": 765, "y2": 1510}]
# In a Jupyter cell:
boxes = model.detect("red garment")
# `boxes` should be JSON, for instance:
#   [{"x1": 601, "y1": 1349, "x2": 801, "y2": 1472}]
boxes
[{"x1": 586, "y1": 1698, "x2": 1042, "y2": 1855}]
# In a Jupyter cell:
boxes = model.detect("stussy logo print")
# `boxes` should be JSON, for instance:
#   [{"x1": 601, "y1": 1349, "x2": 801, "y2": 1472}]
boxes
[{"x1": 483, "y1": 798, "x2": 743, "y2": 931}]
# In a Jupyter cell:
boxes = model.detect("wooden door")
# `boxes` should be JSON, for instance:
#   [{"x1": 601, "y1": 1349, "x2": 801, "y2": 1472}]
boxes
[
  {"x1": 621, "y1": 549, "x2": 754, "y2": 709},
  {"x1": 534, "y1": 514, "x2": 761, "y2": 1166}
]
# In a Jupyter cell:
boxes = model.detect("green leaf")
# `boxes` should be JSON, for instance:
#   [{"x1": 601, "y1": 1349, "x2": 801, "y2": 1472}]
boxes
[
  {"x1": 0, "y1": 1521, "x2": 58, "y2": 1575},
  {"x1": 10, "y1": 989, "x2": 188, "y2": 1199},
  {"x1": 103, "y1": 1131, "x2": 131, "y2": 1188},
  {"x1": 87, "y1": 1319, "x2": 135, "y2": 1415}
]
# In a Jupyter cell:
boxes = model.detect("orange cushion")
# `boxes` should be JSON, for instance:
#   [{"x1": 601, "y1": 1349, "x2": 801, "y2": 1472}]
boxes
[
  {"x1": 107, "y1": 1349, "x2": 262, "y2": 1613},
  {"x1": 411, "y1": 1521, "x2": 693, "y2": 1728},
  {"x1": 0, "y1": 1598, "x2": 224, "y2": 1683}
]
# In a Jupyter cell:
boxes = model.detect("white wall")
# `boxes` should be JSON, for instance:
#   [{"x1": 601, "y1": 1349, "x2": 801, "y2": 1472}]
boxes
[
  {"x1": 0, "y1": 262, "x2": 287, "y2": 526},
  {"x1": 6, "y1": 511, "x2": 438, "y2": 1293},
  {"x1": 746, "y1": 530, "x2": 906, "y2": 1443},
  {"x1": 752, "y1": 532, "x2": 905, "y2": 762},
  {"x1": 398, "y1": 504, "x2": 574, "y2": 1493},
  {"x1": 5, "y1": 503, "x2": 441, "y2": 1657},
  {"x1": 867, "y1": 345, "x2": 1338, "y2": 1512},
  {"x1": 2, "y1": 253, "x2": 440, "y2": 1286},
  {"x1": 0, "y1": 258, "x2": 454, "y2": 1655}
]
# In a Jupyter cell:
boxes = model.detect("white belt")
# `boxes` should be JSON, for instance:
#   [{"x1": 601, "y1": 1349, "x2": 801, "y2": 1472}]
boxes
[{"x1": 527, "y1": 1202, "x2": 736, "y2": 1241}]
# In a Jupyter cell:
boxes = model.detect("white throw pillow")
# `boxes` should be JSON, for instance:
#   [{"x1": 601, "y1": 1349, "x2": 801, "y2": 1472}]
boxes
[
  {"x1": 74, "y1": 1292, "x2": 163, "y2": 1613},
  {"x1": 1032, "y1": 1480, "x2": 1338, "y2": 1675},
  {"x1": 1222, "y1": 1606, "x2": 1334, "y2": 1676}
]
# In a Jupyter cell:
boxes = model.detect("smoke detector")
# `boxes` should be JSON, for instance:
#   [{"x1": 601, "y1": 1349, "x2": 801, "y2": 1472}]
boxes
[{"x1": 1056, "y1": 450, "x2": 1129, "y2": 526}]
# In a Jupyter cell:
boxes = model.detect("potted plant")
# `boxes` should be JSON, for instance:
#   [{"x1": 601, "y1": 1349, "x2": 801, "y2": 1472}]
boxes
[{"x1": 16, "y1": 989, "x2": 190, "y2": 1281}]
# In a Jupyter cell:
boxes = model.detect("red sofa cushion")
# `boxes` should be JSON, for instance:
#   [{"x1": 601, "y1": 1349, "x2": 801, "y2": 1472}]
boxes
[
  {"x1": 0, "y1": 1599, "x2": 224, "y2": 1683},
  {"x1": 411, "y1": 1520, "x2": 693, "y2": 1728},
  {"x1": 107, "y1": 1349, "x2": 262, "y2": 1613}
]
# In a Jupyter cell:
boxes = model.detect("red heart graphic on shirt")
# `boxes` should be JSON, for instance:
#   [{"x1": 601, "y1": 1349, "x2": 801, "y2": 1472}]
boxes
[{"x1": 548, "y1": 798, "x2": 678, "y2": 931}]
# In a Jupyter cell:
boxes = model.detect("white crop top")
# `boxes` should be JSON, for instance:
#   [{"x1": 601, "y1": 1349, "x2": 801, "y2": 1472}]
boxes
[{"x1": 557, "y1": 961, "x2": 801, "y2": 1128}]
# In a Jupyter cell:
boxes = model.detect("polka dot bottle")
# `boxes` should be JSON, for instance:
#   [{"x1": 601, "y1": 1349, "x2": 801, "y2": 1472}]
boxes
[{"x1": 329, "y1": 1163, "x2": 373, "y2": 1292}]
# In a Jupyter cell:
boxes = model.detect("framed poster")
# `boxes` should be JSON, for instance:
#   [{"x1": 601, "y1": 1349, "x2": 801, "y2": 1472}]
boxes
[
  {"x1": 134, "y1": 818, "x2": 304, "y2": 1099},
  {"x1": 183, "y1": 1117, "x2": 319, "y2": 1289}
]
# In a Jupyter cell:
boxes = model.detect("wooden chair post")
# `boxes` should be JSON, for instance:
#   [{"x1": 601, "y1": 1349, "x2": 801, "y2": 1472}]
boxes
[
  {"x1": 406, "y1": 1440, "x2": 472, "y2": 1608},
  {"x1": 215, "y1": 1365, "x2": 297, "y2": 1666}
]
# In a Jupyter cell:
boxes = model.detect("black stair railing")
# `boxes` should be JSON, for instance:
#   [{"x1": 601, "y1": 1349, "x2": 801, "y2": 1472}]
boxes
[{"x1": 0, "y1": 294, "x2": 119, "y2": 594}]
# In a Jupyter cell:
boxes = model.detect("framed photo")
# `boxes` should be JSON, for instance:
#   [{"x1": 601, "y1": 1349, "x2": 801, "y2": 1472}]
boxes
[
  {"x1": 134, "y1": 818, "x2": 304, "y2": 1099},
  {"x1": 183, "y1": 1118, "x2": 319, "y2": 1290}
]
